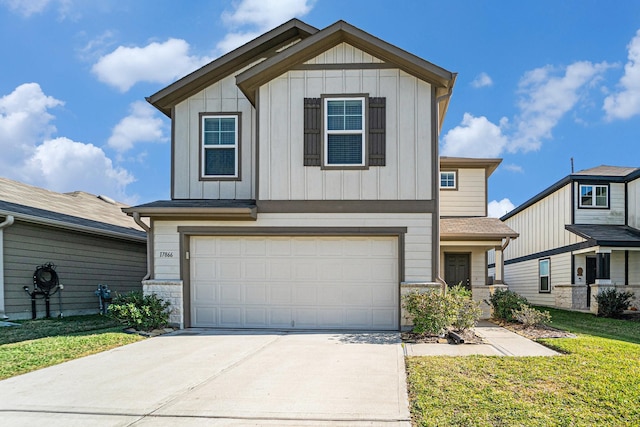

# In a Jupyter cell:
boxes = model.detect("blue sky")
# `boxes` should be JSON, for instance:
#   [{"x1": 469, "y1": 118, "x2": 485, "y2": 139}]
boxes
[{"x1": 2, "y1": 0, "x2": 640, "y2": 216}]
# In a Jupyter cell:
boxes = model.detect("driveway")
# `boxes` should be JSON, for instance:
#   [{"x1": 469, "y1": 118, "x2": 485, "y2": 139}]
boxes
[{"x1": 0, "y1": 330, "x2": 410, "y2": 426}]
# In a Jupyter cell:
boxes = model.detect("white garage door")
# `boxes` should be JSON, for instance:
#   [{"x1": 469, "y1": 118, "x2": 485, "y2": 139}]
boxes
[{"x1": 190, "y1": 235, "x2": 398, "y2": 330}]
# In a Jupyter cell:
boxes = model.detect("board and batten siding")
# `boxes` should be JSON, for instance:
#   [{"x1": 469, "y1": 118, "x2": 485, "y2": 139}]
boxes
[
  {"x1": 173, "y1": 74, "x2": 255, "y2": 199},
  {"x1": 440, "y1": 168, "x2": 486, "y2": 217},
  {"x1": 3, "y1": 222, "x2": 146, "y2": 319},
  {"x1": 626, "y1": 177, "x2": 640, "y2": 228},
  {"x1": 504, "y1": 252, "x2": 571, "y2": 306},
  {"x1": 153, "y1": 213, "x2": 433, "y2": 282},
  {"x1": 573, "y1": 182, "x2": 625, "y2": 225},
  {"x1": 503, "y1": 183, "x2": 583, "y2": 261},
  {"x1": 259, "y1": 46, "x2": 433, "y2": 201},
  {"x1": 303, "y1": 42, "x2": 385, "y2": 65}
]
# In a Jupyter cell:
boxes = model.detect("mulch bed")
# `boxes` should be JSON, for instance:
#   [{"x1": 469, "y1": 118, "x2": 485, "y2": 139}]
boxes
[
  {"x1": 490, "y1": 320, "x2": 576, "y2": 340},
  {"x1": 401, "y1": 328, "x2": 486, "y2": 344}
]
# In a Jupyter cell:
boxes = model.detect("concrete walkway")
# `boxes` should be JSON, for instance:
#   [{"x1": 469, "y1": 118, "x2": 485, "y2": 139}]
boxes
[
  {"x1": 0, "y1": 330, "x2": 410, "y2": 426},
  {"x1": 404, "y1": 321, "x2": 559, "y2": 357}
]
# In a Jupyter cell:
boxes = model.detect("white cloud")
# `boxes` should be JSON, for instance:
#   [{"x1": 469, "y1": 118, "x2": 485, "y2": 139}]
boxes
[
  {"x1": 217, "y1": 0, "x2": 315, "y2": 53},
  {"x1": 511, "y1": 61, "x2": 610, "y2": 152},
  {"x1": 108, "y1": 101, "x2": 168, "y2": 153},
  {"x1": 604, "y1": 29, "x2": 640, "y2": 120},
  {"x1": 471, "y1": 72, "x2": 493, "y2": 88},
  {"x1": 92, "y1": 38, "x2": 212, "y2": 92},
  {"x1": 503, "y1": 163, "x2": 524, "y2": 173},
  {"x1": 440, "y1": 113, "x2": 509, "y2": 157},
  {"x1": 0, "y1": 83, "x2": 136, "y2": 202},
  {"x1": 488, "y1": 198, "x2": 515, "y2": 218},
  {"x1": 1, "y1": 0, "x2": 52, "y2": 16}
]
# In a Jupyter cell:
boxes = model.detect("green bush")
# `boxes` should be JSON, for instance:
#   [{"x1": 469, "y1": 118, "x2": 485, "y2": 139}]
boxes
[
  {"x1": 108, "y1": 291, "x2": 171, "y2": 331},
  {"x1": 512, "y1": 304, "x2": 552, "y2": 326},
  {"x1": 403, "y1": 286, "x2": 481, "y2": 335},
  {"x1": 595, "y1": 288, "x2": 635, "y2": 318},
  {"x1": 489, "y1": 289, "x2": 528, "y2": 322}
]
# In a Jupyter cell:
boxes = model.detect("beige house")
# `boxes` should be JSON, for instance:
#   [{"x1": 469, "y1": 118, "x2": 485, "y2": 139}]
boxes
[
  {"x1": 0, "y1": 178, "x2": 147, "y2": 320},
  {"x1": 124, "y1": 19, "x2": 461, "y2": 330},
  {"x1": 439, "y1": 157, "x2": 519, "y2": 317},
  {"x1": 497, "y1": 165, "x2": 640, "y2": 312}
]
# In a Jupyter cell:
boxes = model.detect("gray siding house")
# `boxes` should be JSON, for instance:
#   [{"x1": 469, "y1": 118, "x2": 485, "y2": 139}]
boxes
[
  {"x1": 0, "y1": 178, "x2": 147, "y2": 319},
  {"x1": 124, "y1": 19, "x2": 460, "y2": 330},
  {"x1": 497, "y1": 165, "x2": 640, "y2": 312}
]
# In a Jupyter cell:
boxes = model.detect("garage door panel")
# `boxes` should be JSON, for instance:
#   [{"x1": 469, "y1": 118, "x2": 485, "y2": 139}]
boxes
[{"x1": 190, "y1": 236, "x2": 398, "y2": 330}]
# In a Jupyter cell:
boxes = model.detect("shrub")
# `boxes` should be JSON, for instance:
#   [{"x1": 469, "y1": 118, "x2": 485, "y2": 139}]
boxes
[
  {"x1": 108, "y1": 291, "x2": 171, "y2": 331},
  {"x1": 403, "y1": 290, "x2": 457, "y2": 335},
  {"x1": 403, "y1": 286, "x2": 482, "y2": 334},
  {"x1": 512, "y1": 304, "x2": 552, "y2": 326},
  {"x1": 489, "y1": 289, "x2": 528, "y2": 322},
  {"x1": 595, "y1": 288, "x2": 635, "y2": 318}
]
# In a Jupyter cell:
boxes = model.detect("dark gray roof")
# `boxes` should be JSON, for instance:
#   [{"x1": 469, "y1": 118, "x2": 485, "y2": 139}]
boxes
[
  {"x1": 0, "y1": 200, "x2": 146, "y2": 241},
  {"x1": 122, "y1": 199, "x2": 258, "y2": 220},
  {"x1": 565, "y1": 224, "x2": 640, "y2": 247},
  {"x1": 126, "y1": 199, "x2": 256, "y2": 210}
]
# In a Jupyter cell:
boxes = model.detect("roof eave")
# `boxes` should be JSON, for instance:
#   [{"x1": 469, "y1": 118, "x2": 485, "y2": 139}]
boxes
[
  {"x1": 123, "y1": 206, "x2": 257, "y2": 220},
  {"x1": 441, "y1": 232, "x2": 519, "y2": 241}
]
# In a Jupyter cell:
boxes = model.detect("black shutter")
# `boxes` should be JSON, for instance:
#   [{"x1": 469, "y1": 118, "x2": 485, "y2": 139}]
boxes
[
  {"x1": 368, "y1": 97, "x2": 386, "y2": 166},
  {"x1": 303, "y1": 98, "x2": 321, "y2": 166}
]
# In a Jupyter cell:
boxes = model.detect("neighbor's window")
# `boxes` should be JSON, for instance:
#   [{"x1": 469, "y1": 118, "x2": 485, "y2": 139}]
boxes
[
  {"x1": 539, "y1": 259, "x2": 550, "y2": 293},
  {"x1": 201, "y1": 114, "x2": 239, "y2": 178},
  {"x1": 579, "y1": 184, "x2": 608, "y2": 208},
  {"x1": 324, "y1": 97, "x2": 365, "y2": 166},
  {"x1": 440, "y1": 171, "x2": 456, "y2": 189}
]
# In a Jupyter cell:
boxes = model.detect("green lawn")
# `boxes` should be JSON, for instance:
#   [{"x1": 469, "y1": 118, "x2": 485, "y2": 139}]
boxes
[
  {"x1": 0, "y1": 315, "x2": 143, "y2": 380},
  {"x1": 406, "y1": 309, "x2": 640, "y2": 427}
]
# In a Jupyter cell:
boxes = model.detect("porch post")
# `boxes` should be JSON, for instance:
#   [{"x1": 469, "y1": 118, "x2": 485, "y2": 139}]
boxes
[{"x1": 493, "y1": 245, "x2": 504, "y2": 284}]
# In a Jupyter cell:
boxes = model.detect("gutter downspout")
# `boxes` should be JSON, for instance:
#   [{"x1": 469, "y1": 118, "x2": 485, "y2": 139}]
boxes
[
  {"x1": 498, "y1": 237, "x2": 512, "y2": 285},
  {"x1": 132, "y1": 213, "x2": 151, "y2": 281},
  {"x1": 435, "y1": 88, "x2": 454, "y2": 294},
  {"x1": 0, "y1": 215, "x2": 15, "y2": 319}
]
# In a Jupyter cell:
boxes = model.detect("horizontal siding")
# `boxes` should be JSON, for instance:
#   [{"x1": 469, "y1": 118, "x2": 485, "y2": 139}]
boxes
[
  {"x1": 173, "y1": 74, "x2": 255, "y2": 200},
  {"x1": 304, "y1": 43, "x2": 385, "y2": 64},
  {"x1": 503, "y1": 183, "x2": 582, "y2": 260},
  {"x1": 3, "y1": 222, "x2": 146, "y2": 319},
  {"x1": 504, "y1": 253, "x2": 571, "y2": 307},
  {"x1": 628, "y1": 178, "x2": 640, "y2": 228},
  {"x1": 440, "y1": 168, "x2": 486, "y2": 216},
  {"x1": 259, "y1": 66, "x2": 433, "y2": 201},
  {"x1": 574, "y1": 182, "x2": 625, "y2": 225},
  {"x1": 153, "y1": 213, "x2": 432, "y2": 282}
]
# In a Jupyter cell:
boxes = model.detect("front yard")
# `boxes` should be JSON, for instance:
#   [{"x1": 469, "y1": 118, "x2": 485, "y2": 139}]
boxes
[
  {"x1": 0, "y1": 315, "x2": 143, "y2": 380},
  {"x1": 406, "y1": 307, "x2": 640, "y2": 426}
]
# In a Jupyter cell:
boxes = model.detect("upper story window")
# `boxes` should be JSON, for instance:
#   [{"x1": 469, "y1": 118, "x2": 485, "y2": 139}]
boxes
[
  {"x1": 579, "y1": 184, "x2": 608, "y2": 208},
  {"x1": 440, "y1": 171, "x2": 457, "y2": 189},
  {"x1": 201, "y1": 113, "x2": 240, "y2": 180},
  {"x1": 324, "y1": 97, "x2": 366, "y2": 167}
]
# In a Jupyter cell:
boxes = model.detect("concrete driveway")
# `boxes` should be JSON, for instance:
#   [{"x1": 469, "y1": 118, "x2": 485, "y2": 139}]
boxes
[{"x1": 0, "y1": 330, "x2": 410, "y2": 426}]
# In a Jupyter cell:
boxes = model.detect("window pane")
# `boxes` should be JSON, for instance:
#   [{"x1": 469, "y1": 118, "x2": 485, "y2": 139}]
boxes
[
  {"x1": 540, "y1": 260, "x2": 549, "y2": 276},
  {"x1": 328, "y1": 116, "x2": 344, "y2": 130},
  {"x1": 595, "y1": 186, "x2": 607, "y2": 206},
  {"x1": 204, "y1": 118, "x2": 219, "y2": 132},
  {"x1": 204, "y1": 148, "x2": 235, "y2": 176},
  {"x1": 219, "y1": 118, "x2": 235, "y2": 131},
  {"x1": 344, "y1": 100, "x2": 362, "y2": 115},
  {"x1": 441, "y1": 172, "x2": 455, "y2": 188},
  {"x1": 344, "y1": 115, "x2": 362, "y2": 130},
  {"x1": 327, "y1": 134, "x2": 362, "y2": 164},
  {"x1": 540, "y1": 276, "x2": 549, "y2": 292},
  {"x1": 327, "y1": 101, "x2": 344, "y2": 115},
  {"x1": 203, "y1": 132, "x2": 219, "y2": 145},
  {"x1": 219, "y1": 131, "x2": 235, "y2": 145}
]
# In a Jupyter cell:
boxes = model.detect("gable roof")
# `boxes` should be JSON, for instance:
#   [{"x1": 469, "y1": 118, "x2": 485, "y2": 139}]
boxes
[
  {"x1": 0, "y1": 177, "x2": 146, "y2": 242},
  {"x1": 502, "y1": 164, "x2": 640, "y2": 221},
  {"x1": 147, "y1": 19, "x2": 319, "y2": 117}
]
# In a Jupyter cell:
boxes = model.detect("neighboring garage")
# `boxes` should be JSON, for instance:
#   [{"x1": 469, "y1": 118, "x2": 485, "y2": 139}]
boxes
[{"x1": 189, "y1": 235, "x2": 399, "y2": 330}]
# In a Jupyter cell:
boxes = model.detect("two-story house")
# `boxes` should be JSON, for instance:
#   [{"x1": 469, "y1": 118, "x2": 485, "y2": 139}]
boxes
[
  {"x1": 497, "y1": 165, "x2": 640, "y2": 312},
  {"x1": 439, "y1": 157, "x2": 519, "y2": 317},
  {"x1": 124, "y1": 19, "x2": 460, "y2": 330}
]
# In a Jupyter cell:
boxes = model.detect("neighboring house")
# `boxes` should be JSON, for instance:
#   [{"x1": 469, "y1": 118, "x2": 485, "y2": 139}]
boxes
[
  {"x1": 496, "y1": 165, "x2": 640, "y2": 312},
  {"x1": 0, "y1": 178, "x2": 147, "y2": 320},
  {"x1": 123, "y1": 19, "x2": 460, "y2": 330},
  {"x1": 439, "y1": 157, "x2": 519, "y2": 317}
]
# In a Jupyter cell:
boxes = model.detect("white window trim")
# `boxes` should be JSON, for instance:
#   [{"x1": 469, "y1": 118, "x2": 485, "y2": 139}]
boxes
[
  {"x1": 539, "y1": 258, "x2": 550, "y2": 293},
  {"x1": 201, "y1": 114, "x2": 239, "y2": 179},
  {"x1": 440, "y1": 171, "x2": 457, "y2": 189},
  {"x1": 579, "y1": 184, "x2": 608, "y2": 208},
  {"x1": 323, "y1": 97, "x2": 366, "y2": 167}
]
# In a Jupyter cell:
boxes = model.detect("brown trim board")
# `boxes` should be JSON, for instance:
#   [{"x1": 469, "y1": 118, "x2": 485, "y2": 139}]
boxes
[
  {"x1": 431, "y1": 85, "x2": 440, "y2": 282},
  {"x1": 257, "y1": 200, "x2": 436, "y2": 213}
]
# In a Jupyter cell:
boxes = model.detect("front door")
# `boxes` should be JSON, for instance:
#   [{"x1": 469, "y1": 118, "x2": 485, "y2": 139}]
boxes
[
  {"x1": 445, "y1": 253, "x2": 471, "y2": 290},
  {"x1": 586, "y1": 257, "x2": 597, "y2": 308}
]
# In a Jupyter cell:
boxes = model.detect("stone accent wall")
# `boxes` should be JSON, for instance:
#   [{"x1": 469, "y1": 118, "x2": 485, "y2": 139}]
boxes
[
  {"x1": 590, "y1": 284, "x2": 640, "y2": 314},
  {"x1": 471, "y1": 286, "x2": 492, "y2": 320},
  {"x1": 142, "y1": 280, "x2": 184, "y2": 328},
  {"x1": 554, "y1": 284, "x2": 588, "y2": 310}
]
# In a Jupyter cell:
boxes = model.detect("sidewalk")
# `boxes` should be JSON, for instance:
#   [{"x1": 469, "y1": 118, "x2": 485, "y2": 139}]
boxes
[{"x1": 404, "y1": 321, "x2": 559, "y2": 357}]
